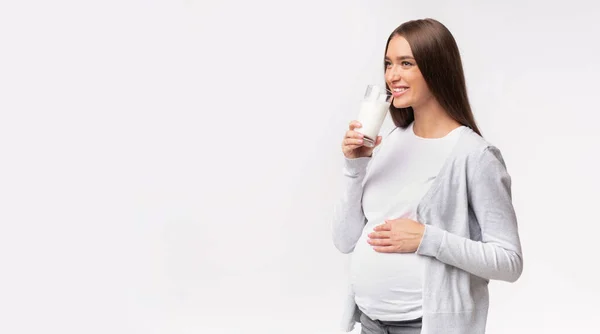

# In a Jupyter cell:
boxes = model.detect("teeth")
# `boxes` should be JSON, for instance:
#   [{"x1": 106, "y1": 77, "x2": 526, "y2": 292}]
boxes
[{"x1": 393, "y1": 88, "x2": 408, "y2": 92}]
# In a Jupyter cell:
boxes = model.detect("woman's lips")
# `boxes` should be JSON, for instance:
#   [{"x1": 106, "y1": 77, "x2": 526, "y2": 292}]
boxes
[{"x1": 391, "y1": 87, "x2": 409, "y2": 98}]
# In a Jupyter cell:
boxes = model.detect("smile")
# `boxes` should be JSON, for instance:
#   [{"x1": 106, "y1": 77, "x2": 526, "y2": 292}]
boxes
[{"x1": 391, "y1": 87, "x2": 409, "y2": 97}]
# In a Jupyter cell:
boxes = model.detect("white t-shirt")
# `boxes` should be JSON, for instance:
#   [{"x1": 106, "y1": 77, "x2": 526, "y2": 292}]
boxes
[{"x1": 350, "y1": 122, "x2": 466, "y2": 321}]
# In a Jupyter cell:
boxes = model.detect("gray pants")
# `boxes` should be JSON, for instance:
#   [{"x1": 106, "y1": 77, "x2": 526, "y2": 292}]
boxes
[{"x1": 360, "y1": 312, "x2": 422, "y2": 334}]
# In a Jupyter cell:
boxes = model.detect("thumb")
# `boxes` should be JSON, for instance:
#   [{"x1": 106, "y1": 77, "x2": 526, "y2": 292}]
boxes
[{"x1": 373, "y1": 136, "x2": 383, "y2": 147}]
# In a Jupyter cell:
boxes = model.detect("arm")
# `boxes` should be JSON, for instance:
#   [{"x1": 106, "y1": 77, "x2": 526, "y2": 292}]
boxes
[
  {"x1": 332, "y1": 157, "x2": 370, "y2": 254},
  {"x1": 416, "y1": 146, "x2": 523, "y2": 282}
]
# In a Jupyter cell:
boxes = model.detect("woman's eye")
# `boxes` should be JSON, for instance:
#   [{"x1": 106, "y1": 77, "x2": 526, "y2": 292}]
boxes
[
  {"x1": 402, "y1": 61, "x2": 412, "y2": 66},
  {"x1": 385, "y1": 62, "x2": 392, "y2": 68}
]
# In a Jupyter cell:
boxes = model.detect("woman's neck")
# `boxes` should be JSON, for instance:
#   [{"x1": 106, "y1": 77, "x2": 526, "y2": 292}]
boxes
[{"x1": 412, "y1": 98, "x2": 461, "y2": 138}]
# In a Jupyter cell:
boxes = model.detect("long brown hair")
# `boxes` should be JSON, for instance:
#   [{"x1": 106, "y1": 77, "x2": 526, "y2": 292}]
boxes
[{"x1": 384, "y1": 18, "x2": 482, "y2": 136}]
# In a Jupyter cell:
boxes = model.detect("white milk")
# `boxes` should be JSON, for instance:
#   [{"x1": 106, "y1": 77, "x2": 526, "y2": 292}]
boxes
[{"x1": 356, "y1": 99, "x2": 390, "y2": 147}]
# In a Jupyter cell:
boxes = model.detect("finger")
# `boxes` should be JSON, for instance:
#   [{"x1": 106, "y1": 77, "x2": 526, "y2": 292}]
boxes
[
  {"x1": 374, "y1": 136, "x2": 382, "y2": 147},
  {"x1": 367, "y1": 238, "x2": 392, "y2": 246},
  {"x1": 349, "y1": 121, "x2": 362, "y2": 130},
  {"x1": 374, "y1": 223, "x2": 391, "y2": 231},
  {"x1": 344, "y1": 138, "x2": 364, "y2": 146},
  {"x1": 373, "y1": 246, "x2": 396, "y2": 253},
  {"x1": 384, "y1": 218, "x2": 409, "y2": 228},
  {"x1": 345, "y1": 130, "x2": 364, "y2": 140},
  {"x1": 343, "y1": 145, "x2": 363, "y2": 152},
  {"x1": 368, "y1": 231, "x2": 390, "y2": 239}
]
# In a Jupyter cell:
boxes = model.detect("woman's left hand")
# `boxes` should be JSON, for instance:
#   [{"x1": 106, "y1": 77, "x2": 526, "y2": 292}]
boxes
[{"x1": 367, "y1": 218, "x2": 426, "y2": 253}]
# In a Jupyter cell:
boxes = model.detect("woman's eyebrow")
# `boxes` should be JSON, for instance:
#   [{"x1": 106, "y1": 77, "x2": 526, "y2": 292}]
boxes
[{"x1": 384, "y1": 56, "x2": 415, "y2": 61}]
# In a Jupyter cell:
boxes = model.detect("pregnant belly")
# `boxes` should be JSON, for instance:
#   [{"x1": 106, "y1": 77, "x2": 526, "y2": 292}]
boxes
[{"x1": 350, "y1": 227, "x2": 424, "y2": 299}]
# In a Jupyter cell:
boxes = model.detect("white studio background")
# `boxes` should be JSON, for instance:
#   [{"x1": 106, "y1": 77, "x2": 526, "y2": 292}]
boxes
[{"x1": 0, "y1": 0, "x2": 599, "y2": 333}]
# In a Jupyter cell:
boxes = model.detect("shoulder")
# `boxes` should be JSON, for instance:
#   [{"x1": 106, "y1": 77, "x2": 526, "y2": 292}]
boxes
[
  {"x1": 453, "y1": 127, "x2": 508, "y2": 178},
  {"x1": 455, "y1": 127, "x2": 501, "y2": 158}
]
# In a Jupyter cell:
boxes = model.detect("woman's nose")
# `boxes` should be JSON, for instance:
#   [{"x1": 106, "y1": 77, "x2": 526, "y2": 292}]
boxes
[{"x1": 387, "y1": 66, "x2": 401, "y2": 82}]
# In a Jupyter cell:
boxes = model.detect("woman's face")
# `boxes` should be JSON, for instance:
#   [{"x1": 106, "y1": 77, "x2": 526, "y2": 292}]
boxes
[{"x1": 384, "y1": 35, "x2": 433, "y2": 109}]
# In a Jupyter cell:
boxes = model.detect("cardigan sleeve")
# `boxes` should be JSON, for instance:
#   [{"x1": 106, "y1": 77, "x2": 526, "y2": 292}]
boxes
[
  {"x1": 331, "y1": 156, "x2": 370, "y2": 254},
  {"x1": 416, "y1": 146, "x2": 524, "y2": 282}
]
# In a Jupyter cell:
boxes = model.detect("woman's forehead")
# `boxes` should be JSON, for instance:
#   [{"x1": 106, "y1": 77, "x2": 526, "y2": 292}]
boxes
[{"x1": 386, "y1": 36, "x2": 413, "y2": 57}]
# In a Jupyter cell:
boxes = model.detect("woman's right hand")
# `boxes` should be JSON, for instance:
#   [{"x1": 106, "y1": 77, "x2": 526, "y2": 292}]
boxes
[{"x1": 342, "y1": 121, "x2": 382, "y2": 159}]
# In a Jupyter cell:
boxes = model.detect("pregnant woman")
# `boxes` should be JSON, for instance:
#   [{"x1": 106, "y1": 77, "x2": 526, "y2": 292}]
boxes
[{"x1": 332, "y1": 18, "x2": 523, "y2": 334}]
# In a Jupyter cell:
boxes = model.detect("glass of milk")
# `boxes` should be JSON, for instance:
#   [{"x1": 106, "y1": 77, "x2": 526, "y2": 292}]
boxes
[{"x1": 355, "y1": 85, "x2": 392, "y2": 147}]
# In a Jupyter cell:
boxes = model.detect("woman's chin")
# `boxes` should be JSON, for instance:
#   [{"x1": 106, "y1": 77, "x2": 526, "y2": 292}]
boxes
[{"x1": 392, "y1": 100, "x2": 411, "y2": 109}]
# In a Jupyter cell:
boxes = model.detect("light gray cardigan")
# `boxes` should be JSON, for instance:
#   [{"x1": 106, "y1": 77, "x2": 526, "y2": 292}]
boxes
[{"x1": 332, "y1": 126, "x2": 523, "y2": 333}]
